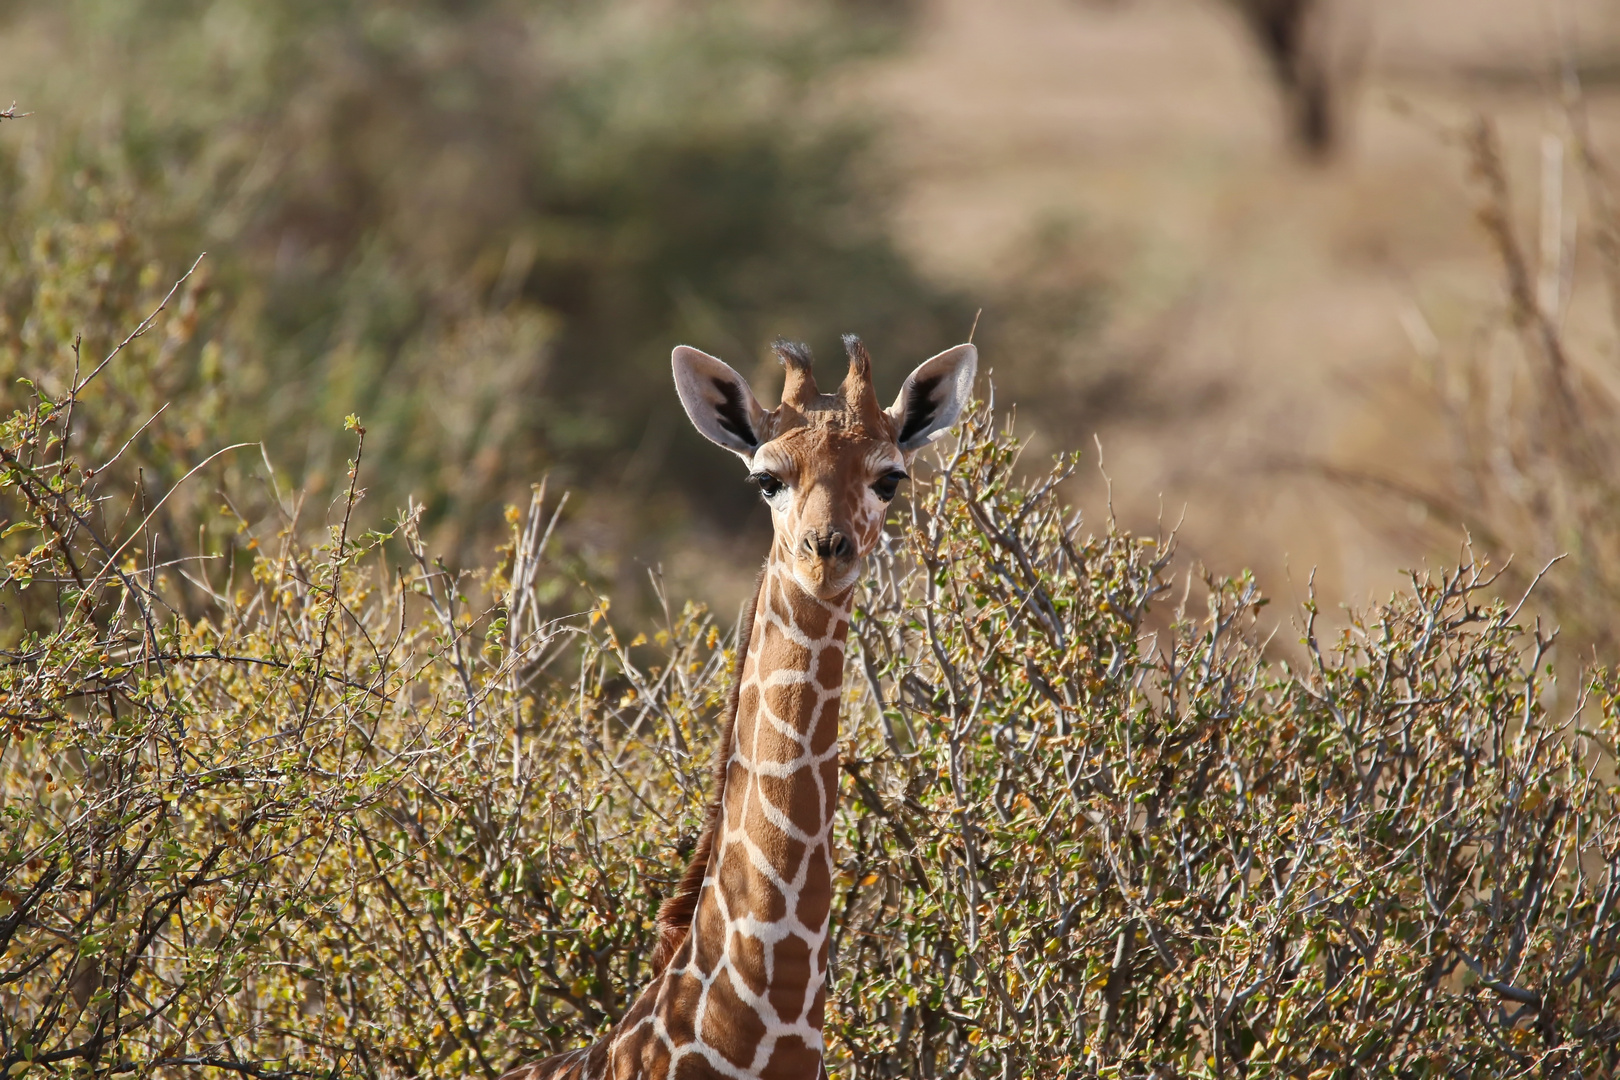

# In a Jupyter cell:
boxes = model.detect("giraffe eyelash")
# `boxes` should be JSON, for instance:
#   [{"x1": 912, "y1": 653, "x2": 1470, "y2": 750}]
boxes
[
  {"x1": 750, "y1": 472, "x2": 786, "y2": 499},
  {"x1": 871, "y1": 471, "x2": 908, "y2": 502}
]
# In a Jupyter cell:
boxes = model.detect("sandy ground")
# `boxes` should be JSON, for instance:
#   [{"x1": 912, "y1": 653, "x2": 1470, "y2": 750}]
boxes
[{"x1": 854, "y1": 0, "x2": 1620, "y2": 628}]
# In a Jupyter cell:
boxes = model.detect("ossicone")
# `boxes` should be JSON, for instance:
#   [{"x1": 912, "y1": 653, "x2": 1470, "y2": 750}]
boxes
[{"x1": 774, "y1": 339, "x2": 818, "y2": 407}]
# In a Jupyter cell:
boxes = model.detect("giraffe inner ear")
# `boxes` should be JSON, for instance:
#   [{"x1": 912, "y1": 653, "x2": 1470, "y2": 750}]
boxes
[
  {"x1": 886, "y1": 343, "x2": 978, "y2": 451},
  {"x1": 672, "y1": 345, "x2": 768, "y2": 457}
]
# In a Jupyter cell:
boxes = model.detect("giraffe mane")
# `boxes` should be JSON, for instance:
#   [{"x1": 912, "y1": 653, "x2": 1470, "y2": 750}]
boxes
[{"x1": 651, "y1": 564, "x2": 767, "y2": 975}]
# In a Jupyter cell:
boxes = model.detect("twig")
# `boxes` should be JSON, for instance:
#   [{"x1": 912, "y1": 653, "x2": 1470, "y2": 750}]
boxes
[
  {"x1": 301, "y1": 423, "x2": 366, "y2": 729},
  {"x1": 401, "y1": 499, "x2": 479, "y2": 723},
  {"x1": 72, "y1": 253, "x2": 206, "y2": 400},
  {"x1": 84, "y1": 403, "x2": 169, "y2": 479},
  {"x1": 1465, "y1": 118, "x2": 1578, "y2": 424},
  {"x1": 1556, "y1": 14, "x2": 1620, "y2": 347}
]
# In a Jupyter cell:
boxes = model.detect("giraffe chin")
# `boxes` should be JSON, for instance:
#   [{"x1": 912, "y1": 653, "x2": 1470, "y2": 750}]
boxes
[{"x1": 790, "y1": 558, "x2": 861, "y2": 602}]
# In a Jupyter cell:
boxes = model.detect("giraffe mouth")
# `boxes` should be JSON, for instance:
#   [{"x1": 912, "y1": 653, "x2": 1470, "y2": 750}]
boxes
[{"x1": 791, "y1": 555, "x2": 861, "y2": 600}]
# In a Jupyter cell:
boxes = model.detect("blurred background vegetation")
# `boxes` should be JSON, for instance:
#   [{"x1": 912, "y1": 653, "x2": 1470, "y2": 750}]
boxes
[
  {"x1": 0, "y1": 0, "x2": 1004, "y2": 601},
  {"x1": 8, "y1": 0, "x2": 1620, "y2": 646}
]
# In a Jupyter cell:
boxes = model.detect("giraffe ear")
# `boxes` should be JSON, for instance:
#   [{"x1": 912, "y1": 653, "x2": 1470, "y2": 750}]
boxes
[
  {"x1": 672, "y1": 345, "x2": 768, "y2": 458},
  {"x1": 886, "y1": 343, "x2": 977, "y2": 451}
]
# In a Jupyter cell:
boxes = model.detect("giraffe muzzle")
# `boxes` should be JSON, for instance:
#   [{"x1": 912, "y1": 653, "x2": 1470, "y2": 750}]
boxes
[
  {"x1": 794, "y1": 527, "x2": 858, "y2": 597},
  {"x1": 801, "y1": 529, "x2": 852, "y2": 562}
]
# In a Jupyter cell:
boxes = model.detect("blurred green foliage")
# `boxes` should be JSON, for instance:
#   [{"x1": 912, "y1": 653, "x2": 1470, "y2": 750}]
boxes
[{"x1": 0, "y1": 0, "x2": 969, "y2": 559}]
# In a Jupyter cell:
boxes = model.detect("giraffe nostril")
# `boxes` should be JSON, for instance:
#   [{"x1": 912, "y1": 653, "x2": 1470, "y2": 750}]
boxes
[{"x1": 801, "y1": 529, "x2": 853, "y2": 561}]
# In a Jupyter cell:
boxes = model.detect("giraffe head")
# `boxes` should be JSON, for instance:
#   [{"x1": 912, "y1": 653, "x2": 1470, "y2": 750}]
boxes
[{"x1": 674, "y1": 335, "x2": 976, "y2": 600}]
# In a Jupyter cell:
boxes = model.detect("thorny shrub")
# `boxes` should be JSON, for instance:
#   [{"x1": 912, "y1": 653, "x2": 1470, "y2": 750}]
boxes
[
  {"x1": 3, "y1": 263, "x2": 1620, "y2": 1080},
  {"x1": 832, "y1": 414, "x2": 1620, "y2": 1078}
]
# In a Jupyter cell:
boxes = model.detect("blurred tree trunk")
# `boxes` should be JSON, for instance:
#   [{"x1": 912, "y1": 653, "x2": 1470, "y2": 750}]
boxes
[{"x1": 1228, "y1": 0, "x2": 1340, "y2": 157}]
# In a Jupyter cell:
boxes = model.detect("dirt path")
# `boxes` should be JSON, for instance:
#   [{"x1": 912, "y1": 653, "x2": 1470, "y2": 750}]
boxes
[{"x1": 861, "y1": 0, "x2": 1620, "y2": 619}]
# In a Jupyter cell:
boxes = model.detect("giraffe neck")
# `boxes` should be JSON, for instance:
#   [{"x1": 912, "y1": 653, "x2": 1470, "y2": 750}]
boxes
[
  {"x1": 518, "y1": 553, "x2": 854, "y2": 1080},
  {"x1": 656, "y1": 549, "x2": 851, "y2": 1076}
]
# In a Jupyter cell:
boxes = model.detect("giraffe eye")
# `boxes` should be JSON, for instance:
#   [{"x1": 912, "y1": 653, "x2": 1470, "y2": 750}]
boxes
[
  {"x1": 750, "y1": 472, "x2": 786, "y2": 500},
  {"x1": 871, "y1": 471, "x2": 908, "y2": 502}
]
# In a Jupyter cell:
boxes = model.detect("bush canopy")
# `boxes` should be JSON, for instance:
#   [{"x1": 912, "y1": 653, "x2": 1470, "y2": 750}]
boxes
[{"x1": 2, "y1": 262, "x2": 1619, "y2": 1080}]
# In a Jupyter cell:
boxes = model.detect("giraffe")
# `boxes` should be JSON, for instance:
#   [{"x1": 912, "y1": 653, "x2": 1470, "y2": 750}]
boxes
[{"x1": 499, "y1": 335, "x2": 976, "y2": 1080}]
